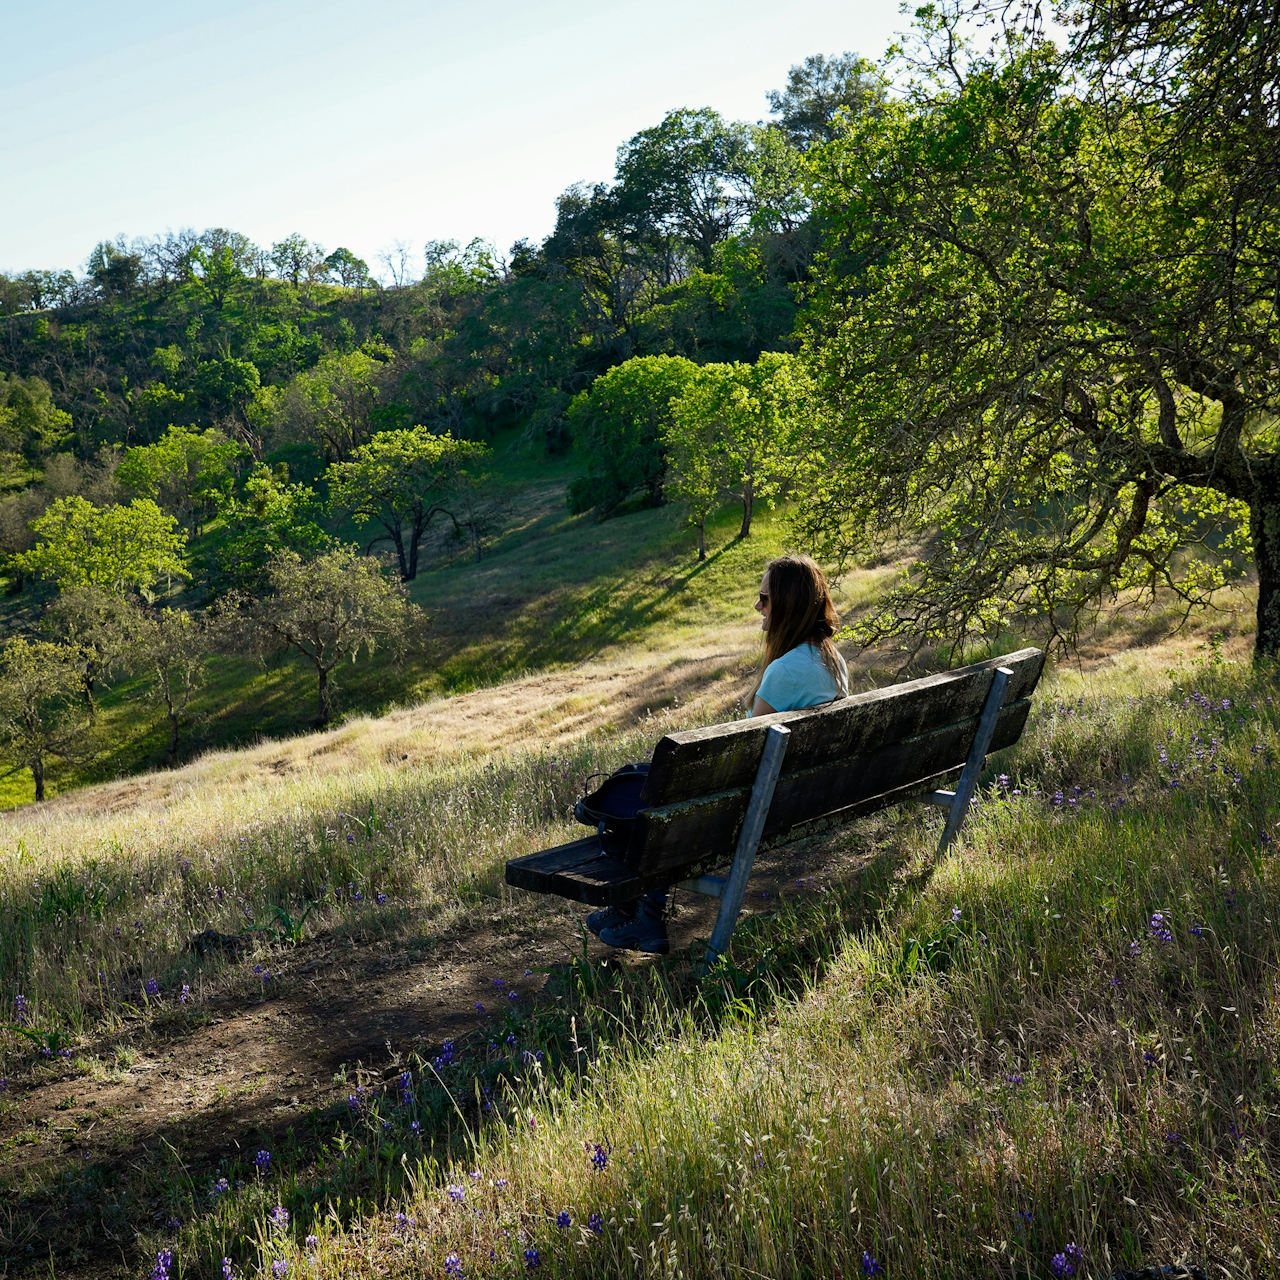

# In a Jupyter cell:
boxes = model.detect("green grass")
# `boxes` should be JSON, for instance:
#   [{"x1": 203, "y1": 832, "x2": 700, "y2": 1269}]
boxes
[{"x1": 0, "y1": 642, "x2": 1277, "y2": 1277}]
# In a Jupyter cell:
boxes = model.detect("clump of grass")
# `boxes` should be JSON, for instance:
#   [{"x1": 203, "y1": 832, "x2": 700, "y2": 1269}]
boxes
[{"x1": 205, "y1": 658, "x2": 1280, "y2": 1279}]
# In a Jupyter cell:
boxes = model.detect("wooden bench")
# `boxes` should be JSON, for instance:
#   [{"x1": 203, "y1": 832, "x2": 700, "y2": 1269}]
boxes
[{"x1": 506, "y1": 648, "x2": 1045, "y2": 965}]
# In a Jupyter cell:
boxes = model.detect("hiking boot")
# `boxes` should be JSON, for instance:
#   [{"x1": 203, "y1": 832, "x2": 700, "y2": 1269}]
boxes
[
  {"x1": 598, "y1": 899, "x2": 669, "y2": 955},
  {"x1": 585, "y1": 903, "x2": 635, "y2": 938}
]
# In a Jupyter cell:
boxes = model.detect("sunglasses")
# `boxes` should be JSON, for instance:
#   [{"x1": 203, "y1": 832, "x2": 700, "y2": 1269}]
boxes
[{"x1": 757, "y1": 591, "x2": 770, "y2": 606}]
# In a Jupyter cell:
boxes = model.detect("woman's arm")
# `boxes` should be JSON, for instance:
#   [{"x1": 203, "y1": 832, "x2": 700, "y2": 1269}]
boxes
[{"x1": 751, "y1": 696, "x2": 777, "y2": 717}]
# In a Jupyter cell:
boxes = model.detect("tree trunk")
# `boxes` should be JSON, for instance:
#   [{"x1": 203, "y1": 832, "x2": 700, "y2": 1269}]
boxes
[
  {"x1": 316, "y1": 665, "x2": 331, "y2": 726},
  {"x1": 167, "y1": 711, "x2": 180, "y2": 762},
  {"x1": 32, "y1": 756, "x2": 44, "y2": 803},
  {"x1": 738, "y1": 478, "x2": 754, "y2": 539},
  {"x1": 1252, "y1": 468, "x2": 1280, "y2": 658},
  {"x1": 697, "y1": 516, "x2": 707, "y2": 561}
]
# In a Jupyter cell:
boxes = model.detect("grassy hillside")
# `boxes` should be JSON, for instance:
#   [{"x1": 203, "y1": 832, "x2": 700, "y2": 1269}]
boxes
[
  {"x1": 0, "y1": 431, "x2": 817, "y2": 807},
  {"x1": 0, "y1": 615, "x2": 1274, "y2": 1277}
]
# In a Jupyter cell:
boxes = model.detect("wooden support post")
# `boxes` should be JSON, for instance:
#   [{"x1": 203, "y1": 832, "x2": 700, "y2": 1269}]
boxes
[
  {"x1": 935, "y1": 666, "x2": 1012, "y2": 854},
  {"x1": 700, "y1": 723, "x2": 790, "y2": 973}
]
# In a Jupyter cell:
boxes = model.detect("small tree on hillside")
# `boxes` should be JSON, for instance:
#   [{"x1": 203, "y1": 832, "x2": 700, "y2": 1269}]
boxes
[
  {"x1": 133, "y1": 608, "x2": 220, "y2": 762},
  {"x1": 253, "y1": 549, "x2": 419, "y2": 725},
  {"x1": 42, "y1": 586, "x2": 141, "y2": 720},
  {"x1": 0, "y1": 638, "x2": 95, "y2": 801},
  {"x1": 17, "y1": 496, "x2": 188, "y2": 599},
  {"x1": 117, "y1": 425, "x2": 244, "y2": 536},
  {"x1": 327, "y1": 428, "x2": 489, "y2": 580},
  {"x1": 212, "y1": 464, "x2": 329, "y2": 592},
  {"x1": 669, "y1": 353, "x2": 804, "y2": 539},
  {"x1": 664, "y1": 386, "x2": 729, "y2": 560},
  {"x1": 565, "y1": 356, "x2": 700, "y2": 517}
]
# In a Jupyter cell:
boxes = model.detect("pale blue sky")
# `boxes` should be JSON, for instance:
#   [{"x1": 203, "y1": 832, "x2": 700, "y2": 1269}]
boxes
[{"x1": 0, "y1": 0, "x2": 904, "y2": 278}]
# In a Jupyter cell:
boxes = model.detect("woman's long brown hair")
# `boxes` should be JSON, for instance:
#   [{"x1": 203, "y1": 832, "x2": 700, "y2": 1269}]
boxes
[{"x1": 754, "y1": 554, "x2": 848, "y2": 700}]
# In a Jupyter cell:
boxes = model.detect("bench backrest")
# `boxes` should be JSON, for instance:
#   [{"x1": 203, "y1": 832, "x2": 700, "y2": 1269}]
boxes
[{"x1": 627, "y1": 647, "x2": 1045, "y2": 879}]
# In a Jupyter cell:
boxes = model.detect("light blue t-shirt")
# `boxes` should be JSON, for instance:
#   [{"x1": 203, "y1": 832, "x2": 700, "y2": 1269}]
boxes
[{"x1": 749, "y1": 643, "x2": 849, "y2": 715}]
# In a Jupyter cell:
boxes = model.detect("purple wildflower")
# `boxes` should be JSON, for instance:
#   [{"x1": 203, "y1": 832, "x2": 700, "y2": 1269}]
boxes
[
  {"x1": 179, "y1": 984, "x2": 190, "y2": 1004},
  {"x1": 271, "y1": 1263, "x2": 289, "y2": 1279},
  {"x1": 556, "y1": 1210, "x2": 571, "y2": 1227},
  {"x1": 376, "y1": 892, "x2": 387, "y2": 905},
  {"x1": 468, "y1": 1170, "x2": 482, "y2": 1180},
  {"x1": 270, "y1": 1205, "x2": 289, "y2": 1230},
  {"x1": 447, "y1": 1184, "x2": 466, "y2": 1202},
  {"x1": 410, "y1": 1121, "x2": 421, "y2": 1134},
  {"x1": 213, "y1": 1177, "x2": 230, "y2": 1196},
  {"x1": 589, "y1": 1144, "x2": 608, "y2": 1172},
  {"x1": 1006, "y1": 1073, "x2": 1024, "y2": 1086},
  {"x1": 445, "y1": 1255, "x2": 463, "y2": 1276},
  {"x1": 475, "y1": 1002, "x2": 485, "y2": 1013},
  {"x1": 588, "y1": 1212, "x2": 603, "y2": 1233},
  {"x1": 1190, "y1": 923, "x2": 1205, "y2": 937},
  {"x1": 221, "y1": 1261, "x2": 234, "y2": 1280},
  {"x1": 508, "y1": 990, "x2": 519, "y2": 1000},
  {"x1": 950, "y1": 906, "x2": 962, "y2": 924},
  {"x1": 14, "y1": 994, "x2": 27, "y2": 1022},
  {"x1": 862, "y1": 1252, "x2": 883, "y2": 1276},
  {"x1": 254, "y1": 1149, "x2": 272, "y2": 1172},
  {"x1": 1017, "y1": 1209, "x2": 1033, "y2": 1225},
  {"x1": 1149, "y1": 912, "x2": 1173, "y2": 943},
  {"x1": 524, "y1": 1248, "x2": 541, "y2": 1269},
  {"x1": 394, "y1": 1211, "x2": 415, "y2": 1235},
  {"x1": 1050, "y1": 1253, "x2": 1075, "y2": 1278},
  {"x1": 145, "y1": 978, "x2": 159, "y2": 997},
  {"x1": 305, "y1": 1235, "x2": 318, "y2": 1249},
  {"x1": 1129, "y1": 940, "x2": 1142, "y2": 957},
  {"x1": 496, "y1": 1178, "x2": 509, "y2": 1188},
  {"x1": 151, "y1": 1250, "x2": 173, "y2": 1280},
  {"x1": 1165, "y1": 1131, "x2": 1183, "y2": 1145}
]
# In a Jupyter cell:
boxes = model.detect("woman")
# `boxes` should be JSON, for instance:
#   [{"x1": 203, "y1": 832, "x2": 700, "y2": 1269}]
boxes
[{"x1": 595, "y1": 553, "x2": 848, "y2": 954}]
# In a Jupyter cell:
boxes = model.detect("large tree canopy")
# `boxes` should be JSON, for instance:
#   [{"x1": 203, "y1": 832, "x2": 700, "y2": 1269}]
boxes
[{"x1": 800, "y1": 2, "x2": 1280, "y2": 657}]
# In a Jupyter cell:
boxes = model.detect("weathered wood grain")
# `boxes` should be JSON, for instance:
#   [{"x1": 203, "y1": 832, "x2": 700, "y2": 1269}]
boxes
[
  {"x1": 630, "y1": 698, "x2": 1031, "y2": 878},
  {"x1": 641, "y1": 648, "x2": 1044, "y2": 806}
]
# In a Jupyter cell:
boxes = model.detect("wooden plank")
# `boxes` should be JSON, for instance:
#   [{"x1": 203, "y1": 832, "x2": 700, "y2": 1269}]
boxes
[
  {"x1": 630, "y1": 699, "x2": 1031, "y2": 879},
  {"x1": 641, "y1": 648, "x2": 1044, "y2": 807},
  {"x1": 504, "y1": 835, "x2": 605, "y2": 890}
]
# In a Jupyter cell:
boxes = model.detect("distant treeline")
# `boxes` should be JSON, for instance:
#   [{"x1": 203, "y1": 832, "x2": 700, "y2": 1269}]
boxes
[{"x1": 0, "y1": 54, "x2": 878, "y2": 470}]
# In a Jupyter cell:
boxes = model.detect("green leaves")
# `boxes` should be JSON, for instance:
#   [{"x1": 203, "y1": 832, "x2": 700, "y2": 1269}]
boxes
[{"x1": 17, "y1": 496, "x2": 188, "y2": 598}]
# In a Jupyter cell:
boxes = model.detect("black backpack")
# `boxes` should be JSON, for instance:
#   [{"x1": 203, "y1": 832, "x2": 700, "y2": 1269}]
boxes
[{"x1": 573, "y1": 762, "x2": 650, "y2": 860}]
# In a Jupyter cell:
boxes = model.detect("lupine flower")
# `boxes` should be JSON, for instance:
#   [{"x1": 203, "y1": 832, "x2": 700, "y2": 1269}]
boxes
[
  {"x1": 475, "y1": 1002, "x2": 485, "y2": 1013},
  {"x1": 399, "y1": 1071, "x2": 412, "y2": 1104},
  {"x1": 376, "y1": 892, "x2": 387, "y2": 905},
  {"x1": 271, "y1": 1263, "x2": 289, "y2": 1278},
  {"x1": 524, "y1": 1249, "x2": 541, "y2": 1269},
  {"x1": 950, "y1": 906, "x2": 962, "y2": 923},
  {"x1": 1017, "y1": 1209, "x2": 1033, "y2": 1225},
  {"x1": 145, "y1": 978, "x2": 159, "y2": 997},
  {"x1": 1128, "y1": 940, "x2": 1142, "y2": 957},
  {"x1": 394, "y1": 1211, "x2": 415, "y2": 1235},
  {"x1": 1143, "y1": 1051, "x2": 1157, "y2": 1065},
  {"x1": 305, "y1": 1235, "x2": 318, "y2": 1249},
  {"x1": 588, "y1": 1212, "x2": 603, "y2": 1233},
  {"x1": 1149, "y1": 912, "x2": 1173, "y2": 943},
  {"x1": 1165, "y1": 1131, "x2": 1182, "y2": 1145},
  {"x1": 496, "y1": 1178, "x2": 509, "y2": 1189},
  {"x1": 166, "y1": 1216, "x2": 181, "y2": 1231},
  {"x1": 270, "y1": 1205, "x2": 289, "y2": 1230},
  {"x1": 508, "y1": 990, "x2": 519, "y2": 1000},
  {"x1": 447, "y1": 1184, "x2": 466, "y2": 1202},
  {"x1": 221, "y1": 1260, "x2": 234, "y2": 1280},
  {"x1": 505, "y1": 1034, "x2": 517, "y2": 1046},
  {"x1": 1006, "y1": 1073, "x2": 1024, "y2": 1085},
  {"x1": 410, "y1": 1121, "x2": 421, "y2": 1134},
  {"x1": 556, "y1": 1210, "x2": 571, "y2": 1227},
  {"x1": 445, "y1": 1255, "x2": 463, "y2": 1276},
  {"x1": 468, "y1": 1170, "x2": 482, "y2": 1180},
  {"x1": 59, "y1": 1047, "x2": 72, "y2": 1058},
  {"x1": 861, "y1": 1252, "x2": 883, "y2": 1276},
  {"x1": 214, "y1": 1177, "x2": 230, "y2": 1195},
  {"x1": 151, "y1": 1250, "x2": 173, "y2": 1280},
  {"x1": 1050, "y1": 1253, "x2": 1075, "y2": 1278},
  {"x1": 254, "y1": 1150, "x2": 272, "y2": 1172},
  {"x1": 14, "y1": 994, "x2": 27, "y2": 1022},
  {"x1": 0, "y1": 1079, "x2": 8, "y2": 1092},
  {"x1": 524, "y1": 969, "x2": 533, "y2": 977},
  {"x1": 1190, "y1": 923, "x2": 1205, "y2": 937},
  {"x1": 589, "y1": 1144, "x2": 608, "y2": 1171},
  {"x1": 179, "y1": 984, "x2": 191, "y2": 1004}
]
